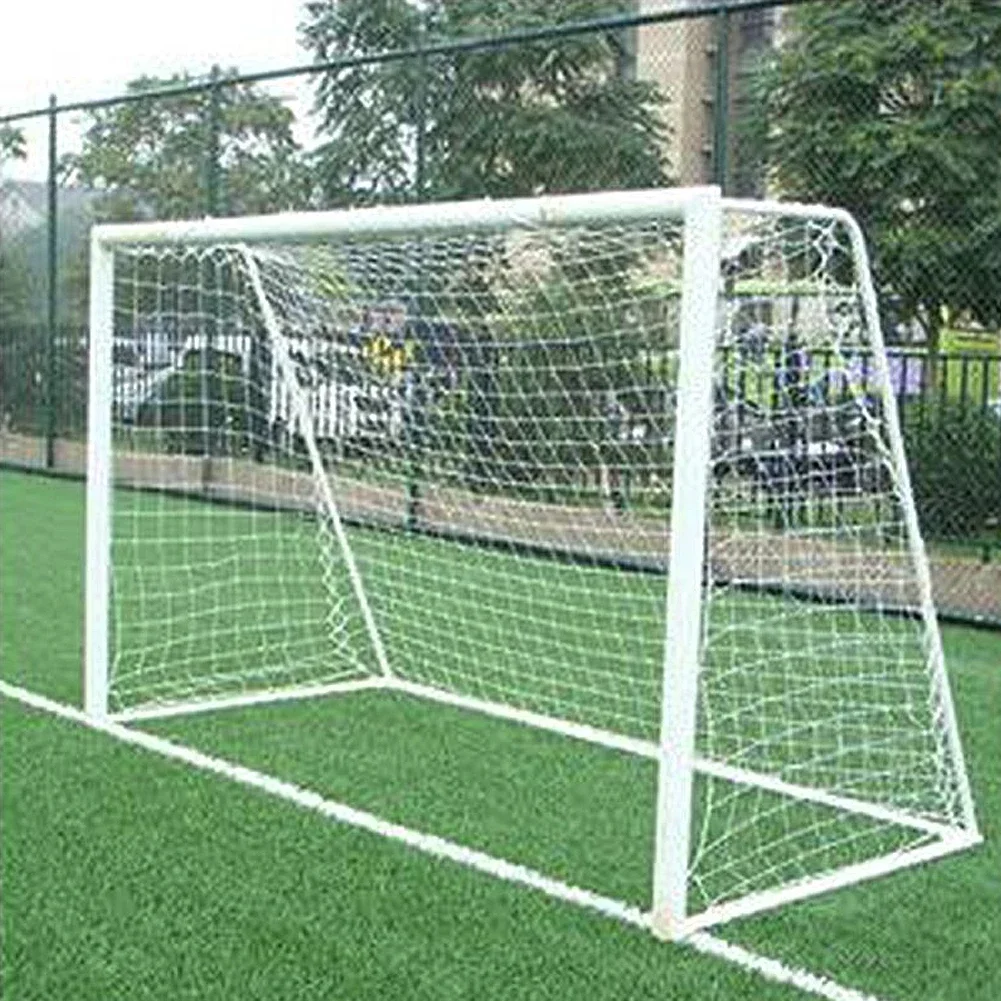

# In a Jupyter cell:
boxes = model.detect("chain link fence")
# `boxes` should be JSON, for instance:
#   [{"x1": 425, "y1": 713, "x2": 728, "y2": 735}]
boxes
[{"x1": 2, "y1": 0, "x2": 1000, "y2": 624}]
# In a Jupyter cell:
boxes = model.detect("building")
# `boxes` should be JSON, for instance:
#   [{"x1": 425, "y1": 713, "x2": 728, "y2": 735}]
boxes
[{"x1": 622, "y1": 0, "x2": 784, "y2": 193}]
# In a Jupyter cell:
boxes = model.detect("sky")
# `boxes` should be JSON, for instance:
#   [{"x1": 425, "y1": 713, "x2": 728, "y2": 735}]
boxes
[{"x1": 0, "y1": 0, "x2": 313, "y2": 180}]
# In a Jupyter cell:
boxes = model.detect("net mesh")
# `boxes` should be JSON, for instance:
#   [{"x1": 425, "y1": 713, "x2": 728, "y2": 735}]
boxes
[
  {"x1": 104, "y1": 201, "x2": 972, "y2": 920},
  {"x1": 691, "y1": 209, "x2": 969, "y2": 913}
]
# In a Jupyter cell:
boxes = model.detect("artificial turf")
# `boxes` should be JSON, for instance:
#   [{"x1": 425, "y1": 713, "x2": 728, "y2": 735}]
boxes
[{"x1": 2, "y1": 467, "x2": 999, "y2": 1000}]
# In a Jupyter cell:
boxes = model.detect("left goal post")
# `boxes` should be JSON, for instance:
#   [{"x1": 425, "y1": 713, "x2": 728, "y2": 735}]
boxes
[{"x1": 84, "y1": 233, "x2": 115, "y2": 720}]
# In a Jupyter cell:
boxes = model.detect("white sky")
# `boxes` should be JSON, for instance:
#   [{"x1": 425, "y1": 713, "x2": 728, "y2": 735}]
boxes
[{"x1": 0, "y1": 0, "x2": 313, "y2": 180}]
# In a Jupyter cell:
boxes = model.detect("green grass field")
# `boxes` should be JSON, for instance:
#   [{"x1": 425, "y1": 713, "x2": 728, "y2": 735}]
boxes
[{"x1": 2, "y1": 467, "x2": 1000, "y2": 1001}]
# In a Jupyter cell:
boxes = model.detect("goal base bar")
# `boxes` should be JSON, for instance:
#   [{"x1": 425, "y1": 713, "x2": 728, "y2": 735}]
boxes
[
  {"x1": 112, "y1": 674, "x2": 974, "y2": 845},
  {"x1": 112, "y1": 676, "x2": 387, "y2": 723},
  {"x1": 675, "y1": 827, "x2": 982, "y2": 937},
  {"x1": 386, "y1": 680, "x2": 971, "y2": 842}
]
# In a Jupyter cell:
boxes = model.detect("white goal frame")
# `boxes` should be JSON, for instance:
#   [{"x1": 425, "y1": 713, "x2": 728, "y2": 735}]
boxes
[{"x1": 84, "y1": 186, "x2": 981, "y2": 940}]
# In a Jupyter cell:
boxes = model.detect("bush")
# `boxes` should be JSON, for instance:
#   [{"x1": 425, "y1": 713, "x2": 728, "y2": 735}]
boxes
[
  {"x1": 901, "y1": 401, "x2": 1001, "y2": 543},
  {"x1": 135, "y1": 348, "x2": 266, "y2": 457}
]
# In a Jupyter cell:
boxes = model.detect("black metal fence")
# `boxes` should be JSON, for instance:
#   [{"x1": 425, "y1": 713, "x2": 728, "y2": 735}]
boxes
[
  {"x1": 2, "y1": 323, "x2": 998, "y2": 558},
  {"x1": 0, "y1": 326, "x2": 88, "y2": 440},
  {"x1": 2, "y1": 0, "x2": 1000, "y2": 619}
]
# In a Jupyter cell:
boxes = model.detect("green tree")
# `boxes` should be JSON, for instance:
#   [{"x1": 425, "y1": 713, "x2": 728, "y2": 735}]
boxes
[
  {"x1": 63, "y1": 72, "x2": 308, "y2": 220},
  {"x1": 0, "y1": 236, "x2": 42, "y2": 333},
  {"x1": 300, "y1": 3, "x2": 671, "y2": 507},
  {"x1": 300, "y1": 0, "x2": 670, "y2": 205},
  {"x1": 1, "y1": 126, "x2": 32, "y2": 332},
  {"x1": 901, "y1": 401, "x2": 1001, "y2": 543},
  {"x1": 750, "y1": 0, "x2": 1001, "y2": 355},
  {"x1": 0, "y1": 125, "x2": 26, "y2": 167}
]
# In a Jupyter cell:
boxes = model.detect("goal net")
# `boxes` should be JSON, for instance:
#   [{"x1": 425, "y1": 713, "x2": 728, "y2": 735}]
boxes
[{"x1": 85, "y1": 187, "x2": 980, "y2": 938}]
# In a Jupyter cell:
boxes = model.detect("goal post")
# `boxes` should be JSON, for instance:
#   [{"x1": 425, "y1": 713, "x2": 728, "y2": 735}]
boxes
[
  {"x1": 829, "y1": 202, "x2": 980, "y2": 840},
  {"x1": 84, "y1": 186, "x2": 981, "y2": 939},
  {"x1": 652, "y1": 189, "x2": 723, "y2": 940},
  {"x1": 84, "y1": 233, "x2": 115, "y2": 720}
]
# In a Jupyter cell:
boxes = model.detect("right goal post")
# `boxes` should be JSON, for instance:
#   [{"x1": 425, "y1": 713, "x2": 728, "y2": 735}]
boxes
[{"x1": 84, "y1": 186, "x2": 981, "y2": 939}]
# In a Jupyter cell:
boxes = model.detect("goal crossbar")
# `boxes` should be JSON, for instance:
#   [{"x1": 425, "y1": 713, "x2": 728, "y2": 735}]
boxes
[{"x1": 90, "y1": 186, "x2": 713, "y2": 248}]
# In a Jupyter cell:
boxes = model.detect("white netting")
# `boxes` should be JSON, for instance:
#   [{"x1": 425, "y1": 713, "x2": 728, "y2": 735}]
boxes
[
  {"x1": 103, "y1": 198, "x2": 974, "y2": 924},
  {"x1": 690, "y1": 210, "x2": 970, "y2": 914},
  {"x1": 110, "y1": 223, "x2": 686, "y2": 726},
  {"x1": 109, "y1": 248, "x2": 377, "y2": 708}
]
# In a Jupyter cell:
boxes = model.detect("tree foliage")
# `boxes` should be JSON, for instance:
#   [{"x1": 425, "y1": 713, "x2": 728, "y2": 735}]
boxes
[
  {"x1": 63, "y1": 73, "x2": 308, "y2": 220},
  {"x1": 902, "y1": 401, "x2": 1001, "y2": 541},
  {"x1": 299, "y1": 1, "x2": 673, "y2": 500},
  {"x1": 0, "y1": 125, "x2": 26, "y2": 167},
  {"x1": 750, "y1": 0, "x2": 1001, "y2": 347},
  {"x1": 300, "y1": 0, "x2": 670, "y2": 205},
  {"x1": 1, "y1": 126, "x2": 32, "y2": 331},
  {"x1": 0, "y1": 240, "x2": 37, "y2": 333}
]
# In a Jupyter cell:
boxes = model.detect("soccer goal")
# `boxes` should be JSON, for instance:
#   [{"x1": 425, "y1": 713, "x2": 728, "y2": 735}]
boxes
[{"x1": 84, "y1": 186, "x2": 981, "y2": 939}]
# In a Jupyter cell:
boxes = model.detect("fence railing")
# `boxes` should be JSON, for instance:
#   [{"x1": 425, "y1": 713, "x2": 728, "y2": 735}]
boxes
[{"x1": 2, "y1": 324, "x2": 998, "y2": 552}]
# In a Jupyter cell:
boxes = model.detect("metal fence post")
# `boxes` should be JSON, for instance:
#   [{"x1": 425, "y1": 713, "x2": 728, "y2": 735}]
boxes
[
  {"x1": 45, "y1": 94, "x2": 58, "y2": 469},
  {"x1": 205, "y1": 65, "x2": 223, "y2": 217},
  {"x1": 713, "y1": 9, "x2": 730, "y2": 193},
  {"x1": 413, "y1": 18, "x2": 428, "y2": 204},
  {"x1": 406, "y1": 15, "x2": 429, "y2": 531},
  {"x1": 201, "y1": 67, "x2": 223, "y2": 482}
]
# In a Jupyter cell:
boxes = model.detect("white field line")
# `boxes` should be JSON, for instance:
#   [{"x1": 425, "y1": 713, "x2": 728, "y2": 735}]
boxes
[
  {"x1": 1, "y1": 680, "x2": 645, "y2": 929},
  {"x1": 1, "y1": 679, "x2": 888, "y2": 1001},
  {"x1": 686, "y1": 933, "x2": 886, "y2": 1001}
]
